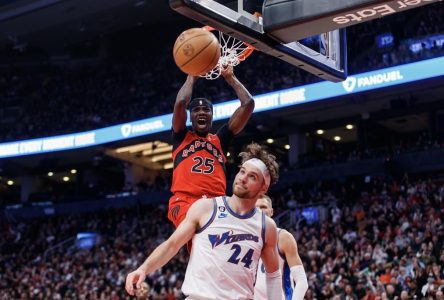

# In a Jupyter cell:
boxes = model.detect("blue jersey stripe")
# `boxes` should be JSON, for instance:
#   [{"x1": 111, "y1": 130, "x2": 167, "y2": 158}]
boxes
[
  {"x1": 196, "y1": 198, "x2": 217, "y2": 233},
  {"x1": 223, "y1": 196, "x2": 257, "y2": 219},
  {"x1": 261, "y1": 212, "x2": 266, "y2": 245},
  {"x1": 277, "y1": 229, "x2": 286, "y2": 260},
  {"x1": 282, "y1": 262, "x2": 293, "y2": 300}
]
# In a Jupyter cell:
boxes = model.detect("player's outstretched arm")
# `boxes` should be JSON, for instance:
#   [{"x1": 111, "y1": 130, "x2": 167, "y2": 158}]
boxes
[
  {"x1": 125, "y1": 198, "x2": 211, "y2": 296},
  {"x1": 221, "y1": 65, "x2": 254, "y2": 135},
  {"x1": 279, "y1": 230, "x2": 308, "y2": 300},
  {"x1": 173, "y1": 75, "x2": 198, "y2": 133},
  {"x1": 261, "y1": 216, "x2": 282, "y2": 299}
]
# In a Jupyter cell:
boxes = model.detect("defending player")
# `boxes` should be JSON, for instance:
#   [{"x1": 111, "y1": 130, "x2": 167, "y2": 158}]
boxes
[
  {"x1": 254, "y1": 195, "x2": 309, "y2": 300},
  {"x1": 126, "y1": 143, "x2": 282, "y2": 299},
  {"x1": 168, "y1": 65, "x2": 255, "y2": 228}
]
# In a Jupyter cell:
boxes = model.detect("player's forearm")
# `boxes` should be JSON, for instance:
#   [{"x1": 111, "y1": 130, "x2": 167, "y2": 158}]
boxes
[
  {"x1": 291, "y1": 265, "x2": 308, "y2": 300},
  {"x1": 175, "y1": 76, "x2": 197, "y2": 106},
  {"x1": 266, "y1": 270, "x2": 282, "y2": 299},
  {"x1": 173, "y1": 76, "x2": 197, "y2": 131},
  {"x1": 226, "y1": 76, "x2": 254, "y2": 107},
  {"x1": 137, "y1": 240, "x2": 180, "y2": 275}
]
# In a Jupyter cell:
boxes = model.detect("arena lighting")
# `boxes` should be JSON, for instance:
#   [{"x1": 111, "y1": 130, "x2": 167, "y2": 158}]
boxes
[
  {"x1": 70, "y1": 169, "x2": 77, "y2": 174},
  {"x1": 7, "y1": 180, "x2": 14, "y2": 186},
  {"x1": 1, "y1": 57, "x2": 444, "y2": 158},
  {"x1": 316, "y1": 129, "x2": 324, "y2": 135},
  {"x1": 116, "y1": 142, "x2": 155, "y2": 153},
  {"x1": 334, "y1": 136, "x2": 342, "y2": 141},
  {"x1": 266, "y1": 138, "x2": 274, "y2": 144},
  {"x1": 151, "y1": 153, "x2": 172, "y2": 162},
  {"x1": 130, "y1": 141, "x2": 169, "y2": 154},
  {"x1": 284, "y1": 145, "x2": 290, "y2": 150},
  {"x1": 63, "y1": 176, "x2": 70, "y2": 182},
  {"x1": 163, "y1": 162, "x2": 174, "y2": 169},
  {"x1": 142, "y1": 145, "x2": 173, "y2": 156},
  {"x1": 48, "y1": 172, "x2": 54, "y2": 176},
  {"x1": 115, "y1": 141, "x2": 171, "y2": 154},
  {"x1": 346, "y1": 124, "x2": 354, "y2": 130},
  {"x1": 227, "y1": 152, "x2": 231, "y2": 157}
]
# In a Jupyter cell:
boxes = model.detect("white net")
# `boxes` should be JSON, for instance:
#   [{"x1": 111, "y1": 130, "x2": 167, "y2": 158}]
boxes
[{"x1": 201, "y1": 28, "x2": 254, "y2": 80}]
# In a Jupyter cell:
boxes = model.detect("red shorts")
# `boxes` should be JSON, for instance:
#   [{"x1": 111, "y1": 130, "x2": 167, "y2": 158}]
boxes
[{"x1": 167, "y1": 194, "x2": 199, "y2": 228}]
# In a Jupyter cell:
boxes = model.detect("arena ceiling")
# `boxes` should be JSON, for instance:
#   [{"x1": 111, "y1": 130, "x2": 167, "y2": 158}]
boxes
[{"x1": 0, "y1": 0, "x2": 188, "y2": 51}]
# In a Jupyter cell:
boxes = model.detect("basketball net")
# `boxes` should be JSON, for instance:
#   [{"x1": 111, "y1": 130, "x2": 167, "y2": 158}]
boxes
[{"x1": 201, "y1": 26, "x2": 255, "y2": 80}]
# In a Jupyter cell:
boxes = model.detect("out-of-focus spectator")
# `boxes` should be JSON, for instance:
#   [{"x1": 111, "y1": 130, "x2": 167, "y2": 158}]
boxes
[{"x1": 1, "y1": 174, "x2": 443, "y2": 299}]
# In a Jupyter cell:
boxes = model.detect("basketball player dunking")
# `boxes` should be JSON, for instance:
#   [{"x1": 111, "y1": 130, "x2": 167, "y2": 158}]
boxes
[
  {"x1": 254, "y1": 195, "x2": 308, "y2": 300},
  {"x1": 167, "y1": 65, "x2": 254, "y2": 228},
  {"x1": 126, "y1": 143, "x2": 283, "y2": 299}
]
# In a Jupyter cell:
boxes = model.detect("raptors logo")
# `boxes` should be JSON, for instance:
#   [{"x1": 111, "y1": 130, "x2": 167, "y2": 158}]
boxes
[{"x1": 170, "y1": 205, "x2": 181, "y2": 220}]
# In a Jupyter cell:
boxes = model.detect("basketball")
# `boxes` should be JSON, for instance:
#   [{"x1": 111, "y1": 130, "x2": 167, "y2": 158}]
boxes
[{"x1": 173, "y1": 28, "x2": 220, "y2": 76}]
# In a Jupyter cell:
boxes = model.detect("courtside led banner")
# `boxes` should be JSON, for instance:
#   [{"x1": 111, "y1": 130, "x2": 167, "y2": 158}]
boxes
[{"x1": 1, "y1": 56, "x2": 444, "y2": 158}]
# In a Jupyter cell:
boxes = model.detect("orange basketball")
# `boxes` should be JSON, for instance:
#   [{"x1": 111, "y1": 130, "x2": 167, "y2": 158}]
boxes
[{"x1": 173, "y1": 28, "x2": 221, "y2": 76}]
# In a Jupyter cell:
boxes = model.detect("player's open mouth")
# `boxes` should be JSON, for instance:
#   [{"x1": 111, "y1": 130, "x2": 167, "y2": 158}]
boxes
[{"x1": 197, "y1": 118, "x2": 206, "y2": 125}]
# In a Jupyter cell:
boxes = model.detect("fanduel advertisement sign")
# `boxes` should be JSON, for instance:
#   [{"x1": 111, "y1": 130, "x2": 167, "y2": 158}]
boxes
[
  {"x1": 1, "y1": 56, "x2": 444, "y2": 158},
  {"x1": 213, "y1": 56, "x2": 444, "y2": 120},
  {"x1": 341, "y1": 70, "x2": 403, "y2": 93},
  {"x1": 0, "y1": 115, "x2": 171, "y2": 158}
]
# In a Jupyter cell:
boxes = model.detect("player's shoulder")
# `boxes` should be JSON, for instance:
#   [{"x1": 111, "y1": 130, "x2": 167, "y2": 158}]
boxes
[
  {"x1": 188, "y1": 196, "x2": 217, "y2": 215},
  {"x1": 216, "y1": 123, "x2": 233, "y2": 136},
  {"x1": 277, "y1": 228, "x2": 298, "y2": 251},
  {"x1": 172, "y1": 127, "x2": 191, "y2": 144},
  {"x1": 188, "y1": 197, "x2": 219, "y2": 227},
  {"x1": 264, "y1": 215, "x2": 277, "y2": 236},
  {"x1": 278, "y1": 228, "x2": 294, "y2": 242}
]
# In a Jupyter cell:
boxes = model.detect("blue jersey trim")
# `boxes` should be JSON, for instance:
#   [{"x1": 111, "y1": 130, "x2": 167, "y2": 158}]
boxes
[
  {"x1": 277, "y1": 229, "x2": 285, "y2": 260},
  {"x1": 283, "y1": 261, "x2": 293, "y2": 300},
  {"x1": 261, "y1": 212, "x2": 266, "y2": 245},
  {"x1": 223, "y1": 196, "x2": 257, "y2": 219},
  {"x1": 196, "y1": 198, "x2": 217, "y2": 233}
]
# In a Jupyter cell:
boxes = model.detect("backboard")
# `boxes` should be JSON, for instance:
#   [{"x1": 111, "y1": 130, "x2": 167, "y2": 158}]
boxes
[
  {"x1": 170, "y1": 0, "x2": 348, "y2": 82},
  {"x1": 170, "y1": 0, "x2": 441, "y2": 82}
]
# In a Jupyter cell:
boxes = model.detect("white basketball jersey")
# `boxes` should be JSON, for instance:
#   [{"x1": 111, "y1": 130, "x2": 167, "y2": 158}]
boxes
[
  {"x1": 182, "y1": 196, "x2": 266, "y2": 300},
  {"x1": 254, "y1": 229, "x2": 294, "y2": 300}
]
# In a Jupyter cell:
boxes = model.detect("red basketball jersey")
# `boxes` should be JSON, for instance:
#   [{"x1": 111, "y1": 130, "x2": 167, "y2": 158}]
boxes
[{"x1": 171, "y1": 130, "x2": 227, "y2": 198}]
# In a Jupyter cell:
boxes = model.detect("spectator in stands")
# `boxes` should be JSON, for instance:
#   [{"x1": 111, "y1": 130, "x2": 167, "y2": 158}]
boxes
[{"x1": 1, "y1": 173, "x2": 443, "y2": 300}]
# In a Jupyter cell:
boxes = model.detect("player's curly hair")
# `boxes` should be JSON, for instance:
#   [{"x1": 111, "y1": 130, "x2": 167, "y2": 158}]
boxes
[{"x1": 238, "y1": 142, "x2": 279, "y2": 186}]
